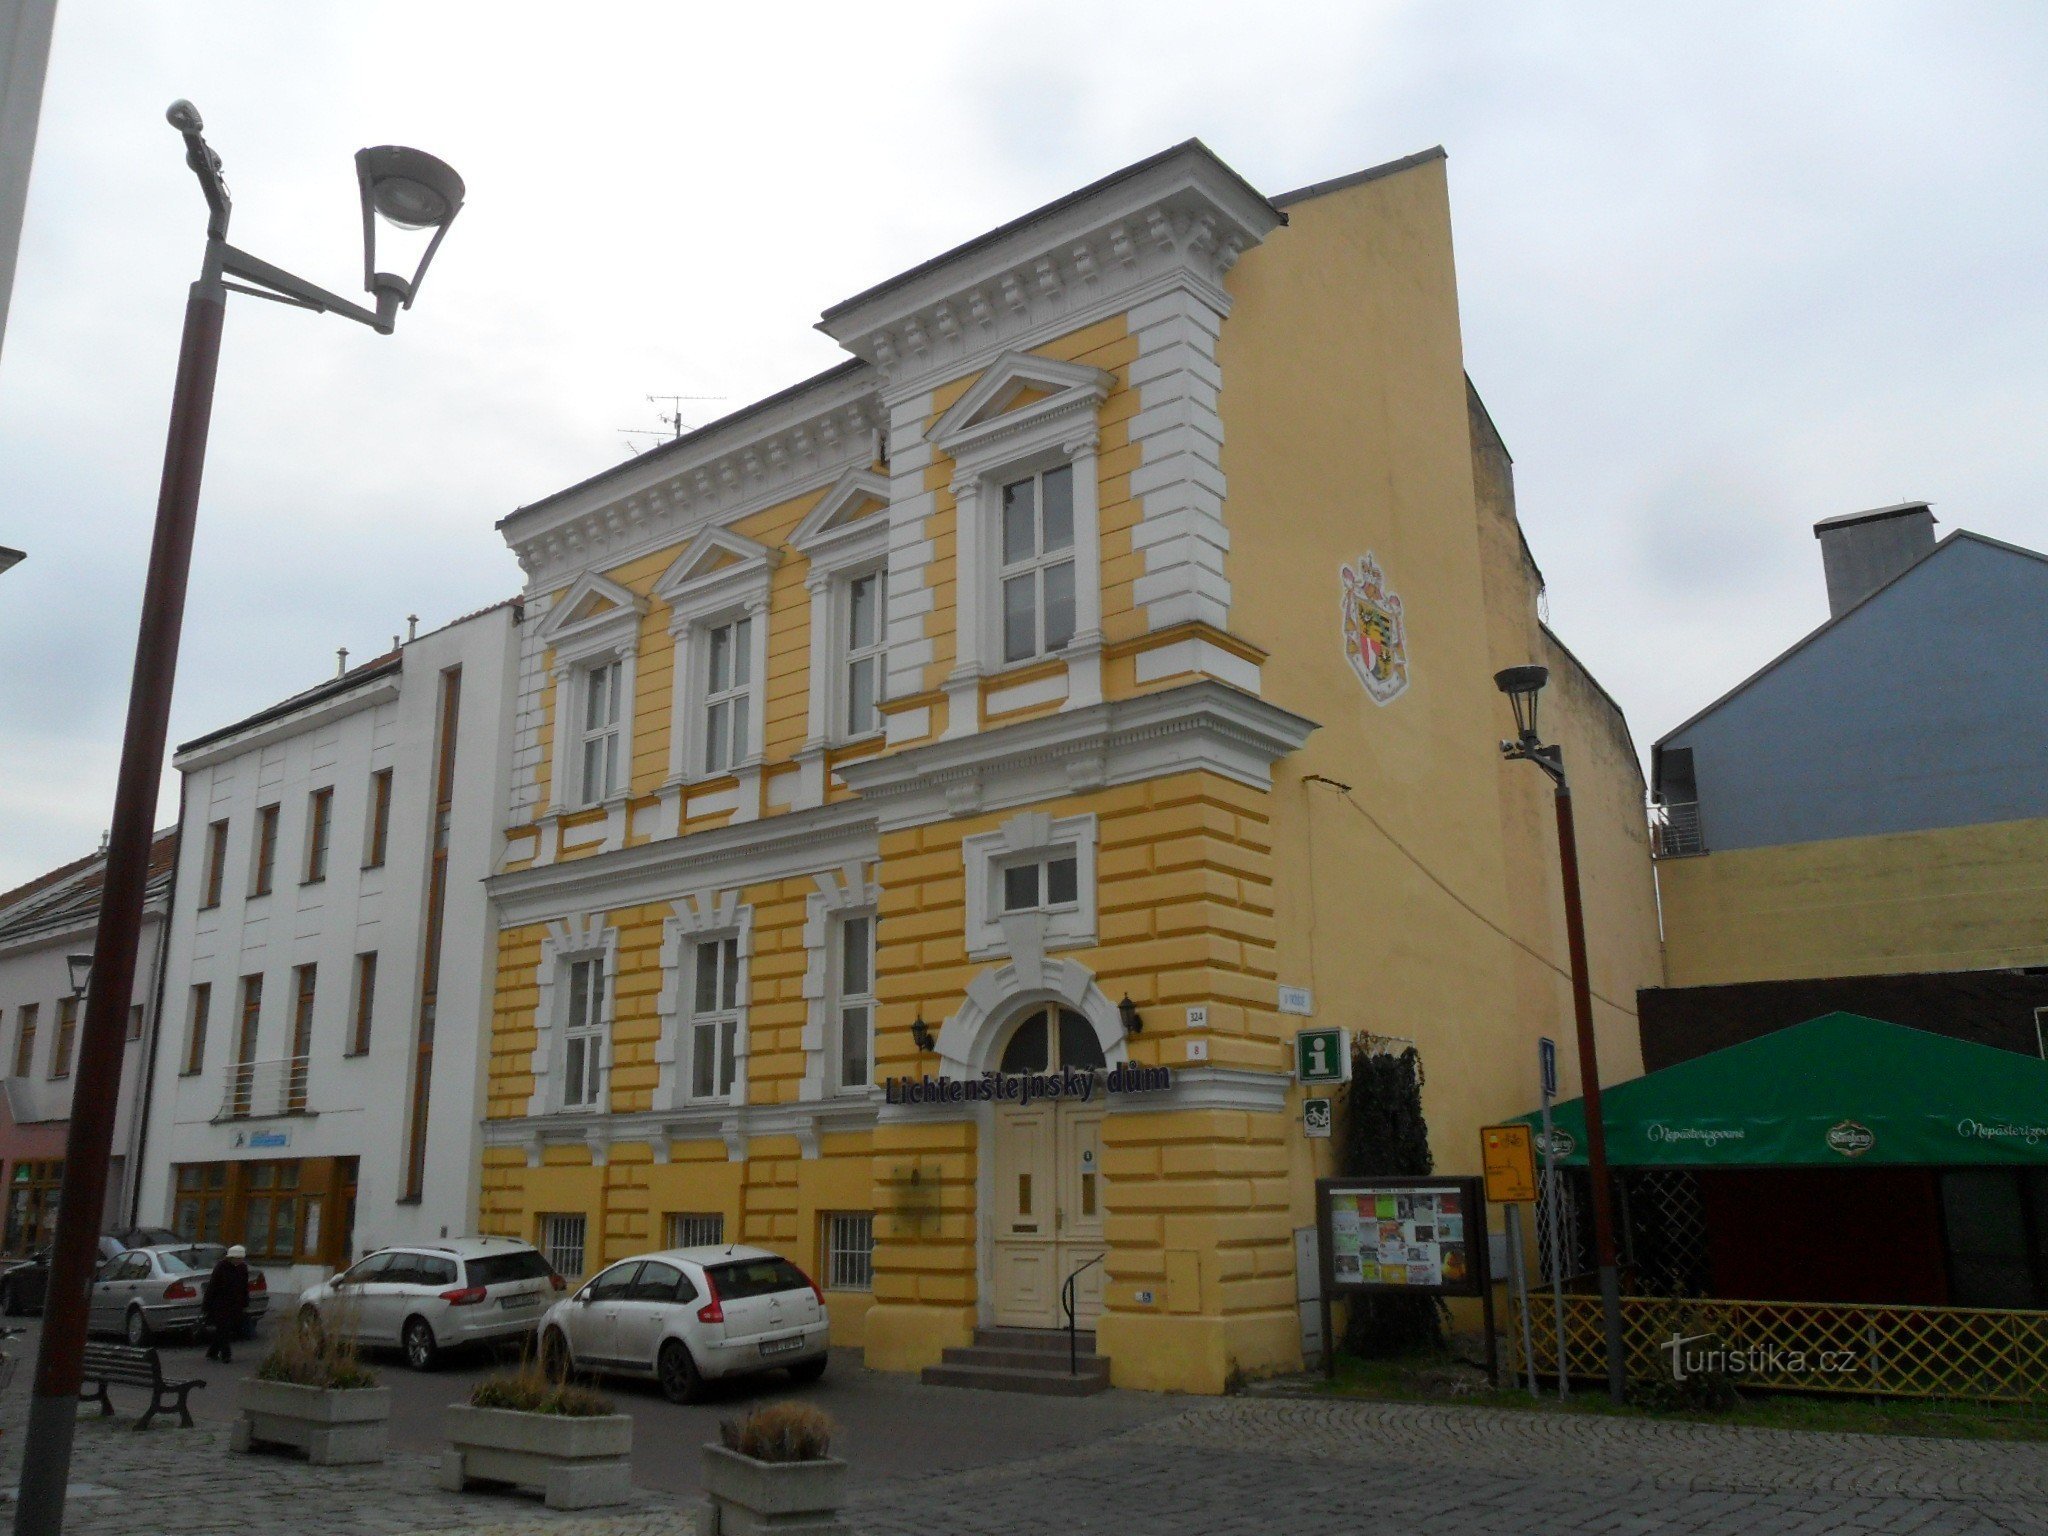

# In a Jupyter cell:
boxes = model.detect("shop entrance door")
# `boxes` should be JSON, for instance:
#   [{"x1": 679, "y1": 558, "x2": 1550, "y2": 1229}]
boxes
[{"x1": 988, "y1": 1007, "x2": 1107, "y2": 1330}]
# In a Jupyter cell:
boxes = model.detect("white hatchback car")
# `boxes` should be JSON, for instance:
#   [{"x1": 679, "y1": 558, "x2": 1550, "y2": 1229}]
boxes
[
  {"x1": 538, "y1": 1246, "x2": 829, "y2": 1402},
  {"x1": 297, "y1": 1236, "x2": 563, "y2": 1369}
]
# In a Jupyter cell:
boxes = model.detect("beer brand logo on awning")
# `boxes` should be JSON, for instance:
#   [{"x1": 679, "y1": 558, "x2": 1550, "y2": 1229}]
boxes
[
  {"x1": 1827, "y1": 1120, "x2": 1875, "y2": 1157},
  {"x1": 1534, "y1": 1128, "x2": 1575, "y2": 1158},
  {"x1": 1342, "y1": 552, "x2": 1409, "y2": 705}
]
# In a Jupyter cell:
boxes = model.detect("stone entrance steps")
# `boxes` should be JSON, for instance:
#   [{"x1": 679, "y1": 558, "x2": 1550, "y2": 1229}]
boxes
[{"x1": 920, "y1": 1326, "x2": 1111, "y2": 1396}]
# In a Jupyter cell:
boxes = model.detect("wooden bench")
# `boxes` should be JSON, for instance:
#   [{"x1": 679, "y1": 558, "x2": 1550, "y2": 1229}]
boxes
[{"x1": 79, "y1": 1342, "x2": 204, "y2": 1430}]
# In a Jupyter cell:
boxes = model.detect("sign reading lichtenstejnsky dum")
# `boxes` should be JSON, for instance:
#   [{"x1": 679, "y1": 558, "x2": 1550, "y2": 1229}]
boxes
[{"x1": 883, "y1": 1062, "x2": 1172, "y2": 1108}]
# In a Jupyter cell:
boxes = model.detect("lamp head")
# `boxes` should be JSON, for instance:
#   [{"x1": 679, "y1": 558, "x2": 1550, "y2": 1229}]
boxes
[
  {"x1": 1493, "y1": 664, "x2": 1550, "y2": 746},
  {"x1": 909, "y1": 1013, "x2": 936, "y2": 1053},
  {"x1": 355, "y1": 145, "x2": 465, "y2": 313},
  {"x1": 165, "y1": 100, "x2": 203, "y2": 134},
  {"x1": 1117, "y1": 994, "x2": 1144, "y2": 1035},
  {"x1": 66, "y1": 952, "x2": 92, "y2": 1000}
]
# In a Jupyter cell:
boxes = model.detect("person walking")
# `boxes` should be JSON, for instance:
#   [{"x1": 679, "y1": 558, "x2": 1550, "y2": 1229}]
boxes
[{"x1": 203, "y1": 1244, "x2": 251, "y2": 1363}]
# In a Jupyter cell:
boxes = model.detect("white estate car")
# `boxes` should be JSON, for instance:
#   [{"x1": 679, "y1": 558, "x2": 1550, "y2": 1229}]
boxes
[
  {"x1": 297, "y1": 1237, "x2": 563, "y2": 1369},
  {"x1": 538, "y1": 1246, "x2": 830, "y2": 1403}
]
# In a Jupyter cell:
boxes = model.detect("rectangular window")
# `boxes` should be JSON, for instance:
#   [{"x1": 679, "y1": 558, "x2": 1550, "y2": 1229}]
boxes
[
  {"x1": 287, "y1": 964, "x2": 316, "y2": 1110},
  {"x1": 348, "y1": 952, "x2": 377, "y2": 1057},
  {"x1": 688, "y1": 936, "x2": 741, "y2": 1100},
  {"x1": 251, "y1": 804, "x2": 279, "y2": 896},
  {"x1": 561, "y1": 956, "x2": 605, "y2": 1110},
  {"x1": 702, "y1": 617, "x2": 753, "y2": 775},
  {"x1": 835, "y1": 914, "x2": 874, "y2": 1091},
  {"x1": 128, "y1": 1003, "x2": 144, "y2": 1042},
  {"x1": 843, "y1": 570, "x2": 886, "y2": 738},
  {"x1": 231, "y1": 974, "x2": 262, "y2": 1118},
  {"x1": 13, "y1": 1003, "x2": 37, "y2": 1077},
  {"x1": 540, "y1": 1212, "x2": 587, "y2": 1278},
  {"x1": 577, "y1": 660, "x2": 623, "y2": 805},
  {"x1": 202, "y1": 819, "x2": 230, "y2": 907},
  {"x1": 998, "y1": 464, "x2": 1076, "y2": 664},
  {"x1": 364, "y1": 768, "x2": 393, "y2": 868},
  {"x1": 51, "y1": 997, "x2": 77, "y2": 1079},
  {"x1": 1001, "y1": 852, "x2": 1080, "y2": 914},
  {"x1": 303, "y1": 787, "x2": 333, "y2": 883},
  {"x1": 823, "y1": 1212, "x2": 874, "y2": 1292},
  {"x1": 183, "y1": 984, "x2": 210, "y2": 1075},
  {"x1": 664, "y1": 1212, "x2": 725, "y2": 1250}
]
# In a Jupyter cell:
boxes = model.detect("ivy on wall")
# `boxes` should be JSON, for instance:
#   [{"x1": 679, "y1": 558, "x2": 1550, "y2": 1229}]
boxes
[{"x1": 1338, "y1": 1042, "x2": 1447, "y2": 1357}]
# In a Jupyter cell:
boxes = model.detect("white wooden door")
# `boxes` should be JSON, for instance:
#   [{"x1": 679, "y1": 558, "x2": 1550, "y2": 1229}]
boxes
[{"x1": 990, "y1": 1102, "x2": 1106, "y2": 1328}]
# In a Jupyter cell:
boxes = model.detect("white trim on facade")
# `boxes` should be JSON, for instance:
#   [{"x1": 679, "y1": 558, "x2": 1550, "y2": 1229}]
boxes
[
  {"x1": 962, "y1": 811, "x2": 1098, "y2": 960},
  {"x1": 527, "y1": 914, "x2": 620, "y2": 1119},
  {"x1": 798, "y1": 863, "x2": 882, "y2": 1102},
  {"x1": 655, "y1": 891, "x2": 754, "y2": 1111}
]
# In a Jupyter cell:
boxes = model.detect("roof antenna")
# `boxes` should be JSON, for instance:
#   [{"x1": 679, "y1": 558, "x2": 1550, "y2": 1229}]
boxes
[
  {"x1": 617, "y1": 392, "x2": 725, "y2": 455},
  {"x1": 336, "y1": 647, "x2": 349, "y2": 676}
]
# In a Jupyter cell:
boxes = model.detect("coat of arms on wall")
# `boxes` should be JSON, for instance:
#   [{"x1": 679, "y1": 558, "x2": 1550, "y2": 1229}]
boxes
[{"x1": 1341, "y1": 552, "x2": 1410, "y2": 705}]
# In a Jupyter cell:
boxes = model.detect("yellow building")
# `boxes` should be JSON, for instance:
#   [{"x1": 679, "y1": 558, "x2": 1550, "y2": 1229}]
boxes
[{"x1": 479, "y1": 141, "x2": 1661, "y2": 1394}]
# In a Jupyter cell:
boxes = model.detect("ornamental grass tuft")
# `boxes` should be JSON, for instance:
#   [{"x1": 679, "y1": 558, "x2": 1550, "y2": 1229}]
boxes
[
  {"x1": 255, "y1": 1315, "x2": 378, "y2": 1390},
  {"x1": 469, "y1": 1353, "x2": 614, "y2": 1417},
  {"x1": 719, "y1": 1401, "x2": 835, "y2": 1463}
]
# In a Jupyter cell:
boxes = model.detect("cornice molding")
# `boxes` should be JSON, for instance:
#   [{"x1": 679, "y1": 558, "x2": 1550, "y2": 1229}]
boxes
[
  {"x1": 819, "y1": 148, "x2": 1281, "y2": 395},
  {"x1": 835, "y1": 679, "x2": 1318, "y2": 830},
  {"x1": 502, "y1": 368, "x2": 883, "y2": 595},
  {"x1": 489, "y1": 798, "x2": 880, "y2": 929}
]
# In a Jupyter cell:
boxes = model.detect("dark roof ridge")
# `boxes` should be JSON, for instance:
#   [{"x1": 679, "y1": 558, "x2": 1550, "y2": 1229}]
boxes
[{"x1": 1270, "y1": 146, "x2": 1448, "y2": 208}]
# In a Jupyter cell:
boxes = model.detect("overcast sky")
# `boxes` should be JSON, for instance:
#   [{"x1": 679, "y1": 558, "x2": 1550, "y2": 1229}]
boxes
[{"x1": 2, "y1": 2, "x2": 2044, "y2": 889}]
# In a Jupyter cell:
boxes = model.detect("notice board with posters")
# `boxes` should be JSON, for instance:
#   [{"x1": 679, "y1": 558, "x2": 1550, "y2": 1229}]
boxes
[{"x1": 1315, "y1": 1176, "x2": 1488, "y2": 1298}]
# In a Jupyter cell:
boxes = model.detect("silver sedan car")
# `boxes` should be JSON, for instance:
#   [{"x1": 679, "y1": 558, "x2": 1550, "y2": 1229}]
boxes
[{"x1": 88, "y1": 1246, "x2": 210, "y2": 1345}]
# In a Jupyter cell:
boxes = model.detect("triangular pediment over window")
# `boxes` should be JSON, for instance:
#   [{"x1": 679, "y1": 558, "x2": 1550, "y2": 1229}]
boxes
[
  {"x1": 653, "y1": 525, "x2": 782, "y2": 611},
  {"x1": 790, "y1": 468, "x2": 891, "y2": 561},
  {"x1": 536, "y1": 570, "x2": 647, "y2": 654},
  {"x1": 928, "y1": 351, "x2": 1114, "y2": 461}
]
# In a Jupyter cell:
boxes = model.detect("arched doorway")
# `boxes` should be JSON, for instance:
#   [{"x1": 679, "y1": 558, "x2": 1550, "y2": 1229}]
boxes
[{"x1": 988, "y1": 1005, "x2": 1109, "y2": 1329}]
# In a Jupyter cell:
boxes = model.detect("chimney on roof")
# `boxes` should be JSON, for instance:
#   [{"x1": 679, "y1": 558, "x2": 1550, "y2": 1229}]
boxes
[
  {"x1": 336, "y1": 647, "x2": 349, "y2": 676},
  {"x1": 1813, "y1": 502, "x2": 1936, "y2": 618}
]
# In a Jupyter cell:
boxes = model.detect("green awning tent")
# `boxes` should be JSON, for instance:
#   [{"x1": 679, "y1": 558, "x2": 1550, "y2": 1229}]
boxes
[{"x1": 1514, "y1": 1012, "x2": 2048, "y2": 1168}]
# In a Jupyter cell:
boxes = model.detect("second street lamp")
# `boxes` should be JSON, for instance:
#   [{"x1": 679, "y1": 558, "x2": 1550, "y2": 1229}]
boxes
[
  {"x1": 13, "y1": 103, "x2": 463, "y2": 1536},
  {"x1": 1493, "y1": 664, "x2": 1630, "y2": 1404}
]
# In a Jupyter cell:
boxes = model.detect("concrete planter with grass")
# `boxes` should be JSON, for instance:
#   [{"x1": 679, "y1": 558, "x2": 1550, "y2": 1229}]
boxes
[
  {"x1": 700, "y1": 1443, "x2": 850, "y2": 1533},
  {"x1": 440, "y1": 1404, "x2": 634, "y2": 1511},
  {"x1": 232, "y1": 1378, "x2": 390, "y2": 1465}
]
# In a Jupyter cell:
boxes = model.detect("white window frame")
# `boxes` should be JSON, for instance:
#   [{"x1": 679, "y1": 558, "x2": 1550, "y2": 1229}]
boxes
[
  {"x1": 535, "y1": 571, "x2": 646, "y2": 817},
  {"x1": 823, "y1": 1212, "x2": 873, "y2": 1292},
  {"x1": 664, "y1": 1212, "x2": 725, "y2": 1249},
  {"x1": 830, "y1": 911, "x2": 876, "y2": 1093},
  {"x1": 685, "y1": 935, "x2": 742, "y2": 1102},
  {"x1": 839, "y1": 568, "x2": 888, "y2": 740},
  {"x1": 963, "y1": 810, "x2": 1098, "y2": 960},
  {"x1": 699, "y1": 615, "x2": 753, "y2": 777},
  {"x1": 540, "y1": 1212, "x2": 587, "y2": 1278},
  {"x1": 995, "y1": 463, "x2": 1078, "y2": 666},
  {"x1": 526, "y1": 915, "x2": 618, "y2": 1118},
  {"x1": 653, "y1": 526, "x2": 779, "y2": 790},
  {"x1": 996, "y1": 849, "x2": 1080, "y2": 917},
  {"x1": 656, "y1": 892, "x2": 753, "y2": 1110},
  {"x1": 924, "y1": 351, "x2": 1113, "y2": 733},
  {"x1": 791, "y1": 467, "x2": 893, "y2": 768},
  {"x1": 560, "y1": 956, "x2": 607, "y2": 1111},
  {"x1": 574, "y1": 657, "x2": 625, "y2": 806}
]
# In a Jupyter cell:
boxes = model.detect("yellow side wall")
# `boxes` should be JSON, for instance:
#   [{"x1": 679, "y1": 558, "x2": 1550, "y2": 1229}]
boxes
[
  {"x1": 1659, "y1": 816, "x2": 2048, "y2": 985},
  {"x1": 1215, "y1": 156, "x2": 1658, "y2": 1188}
]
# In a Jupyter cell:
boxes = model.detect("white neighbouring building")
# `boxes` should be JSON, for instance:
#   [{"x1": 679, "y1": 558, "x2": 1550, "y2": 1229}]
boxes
[
  {"x1": 134, "y1": 603, "x2": 521, "y2": 1292},
  {"x1": 0, "y1": 830, "x2": 178, "y2": 1252}
]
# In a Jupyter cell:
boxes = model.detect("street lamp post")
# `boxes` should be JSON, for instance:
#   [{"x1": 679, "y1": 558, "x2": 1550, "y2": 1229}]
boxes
[
  {"x1": 12, "y1": 102, "x2": 462, "y2": 1536},
  {"x1": 1493, "y1": 664, "x2": 1629, "y2": 1405}
]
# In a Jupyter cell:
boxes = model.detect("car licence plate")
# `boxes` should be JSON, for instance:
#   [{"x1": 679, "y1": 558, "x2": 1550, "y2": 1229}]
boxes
[
  {"x1": 500, "y1": 1295, "x2": 539, "y2": 1310},
  {"x1": 758, "y1": 1335, "x2": 806, "y2": 1357}
]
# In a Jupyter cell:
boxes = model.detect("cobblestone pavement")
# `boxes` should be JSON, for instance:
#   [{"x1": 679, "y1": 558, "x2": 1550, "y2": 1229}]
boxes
[
  {"x1": 853, "y1": 1397, "x2": 2048, "y2": 1536},
  {"x1": 5, "y1": 1380, "x2": 2047, "y2": 1535}
]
